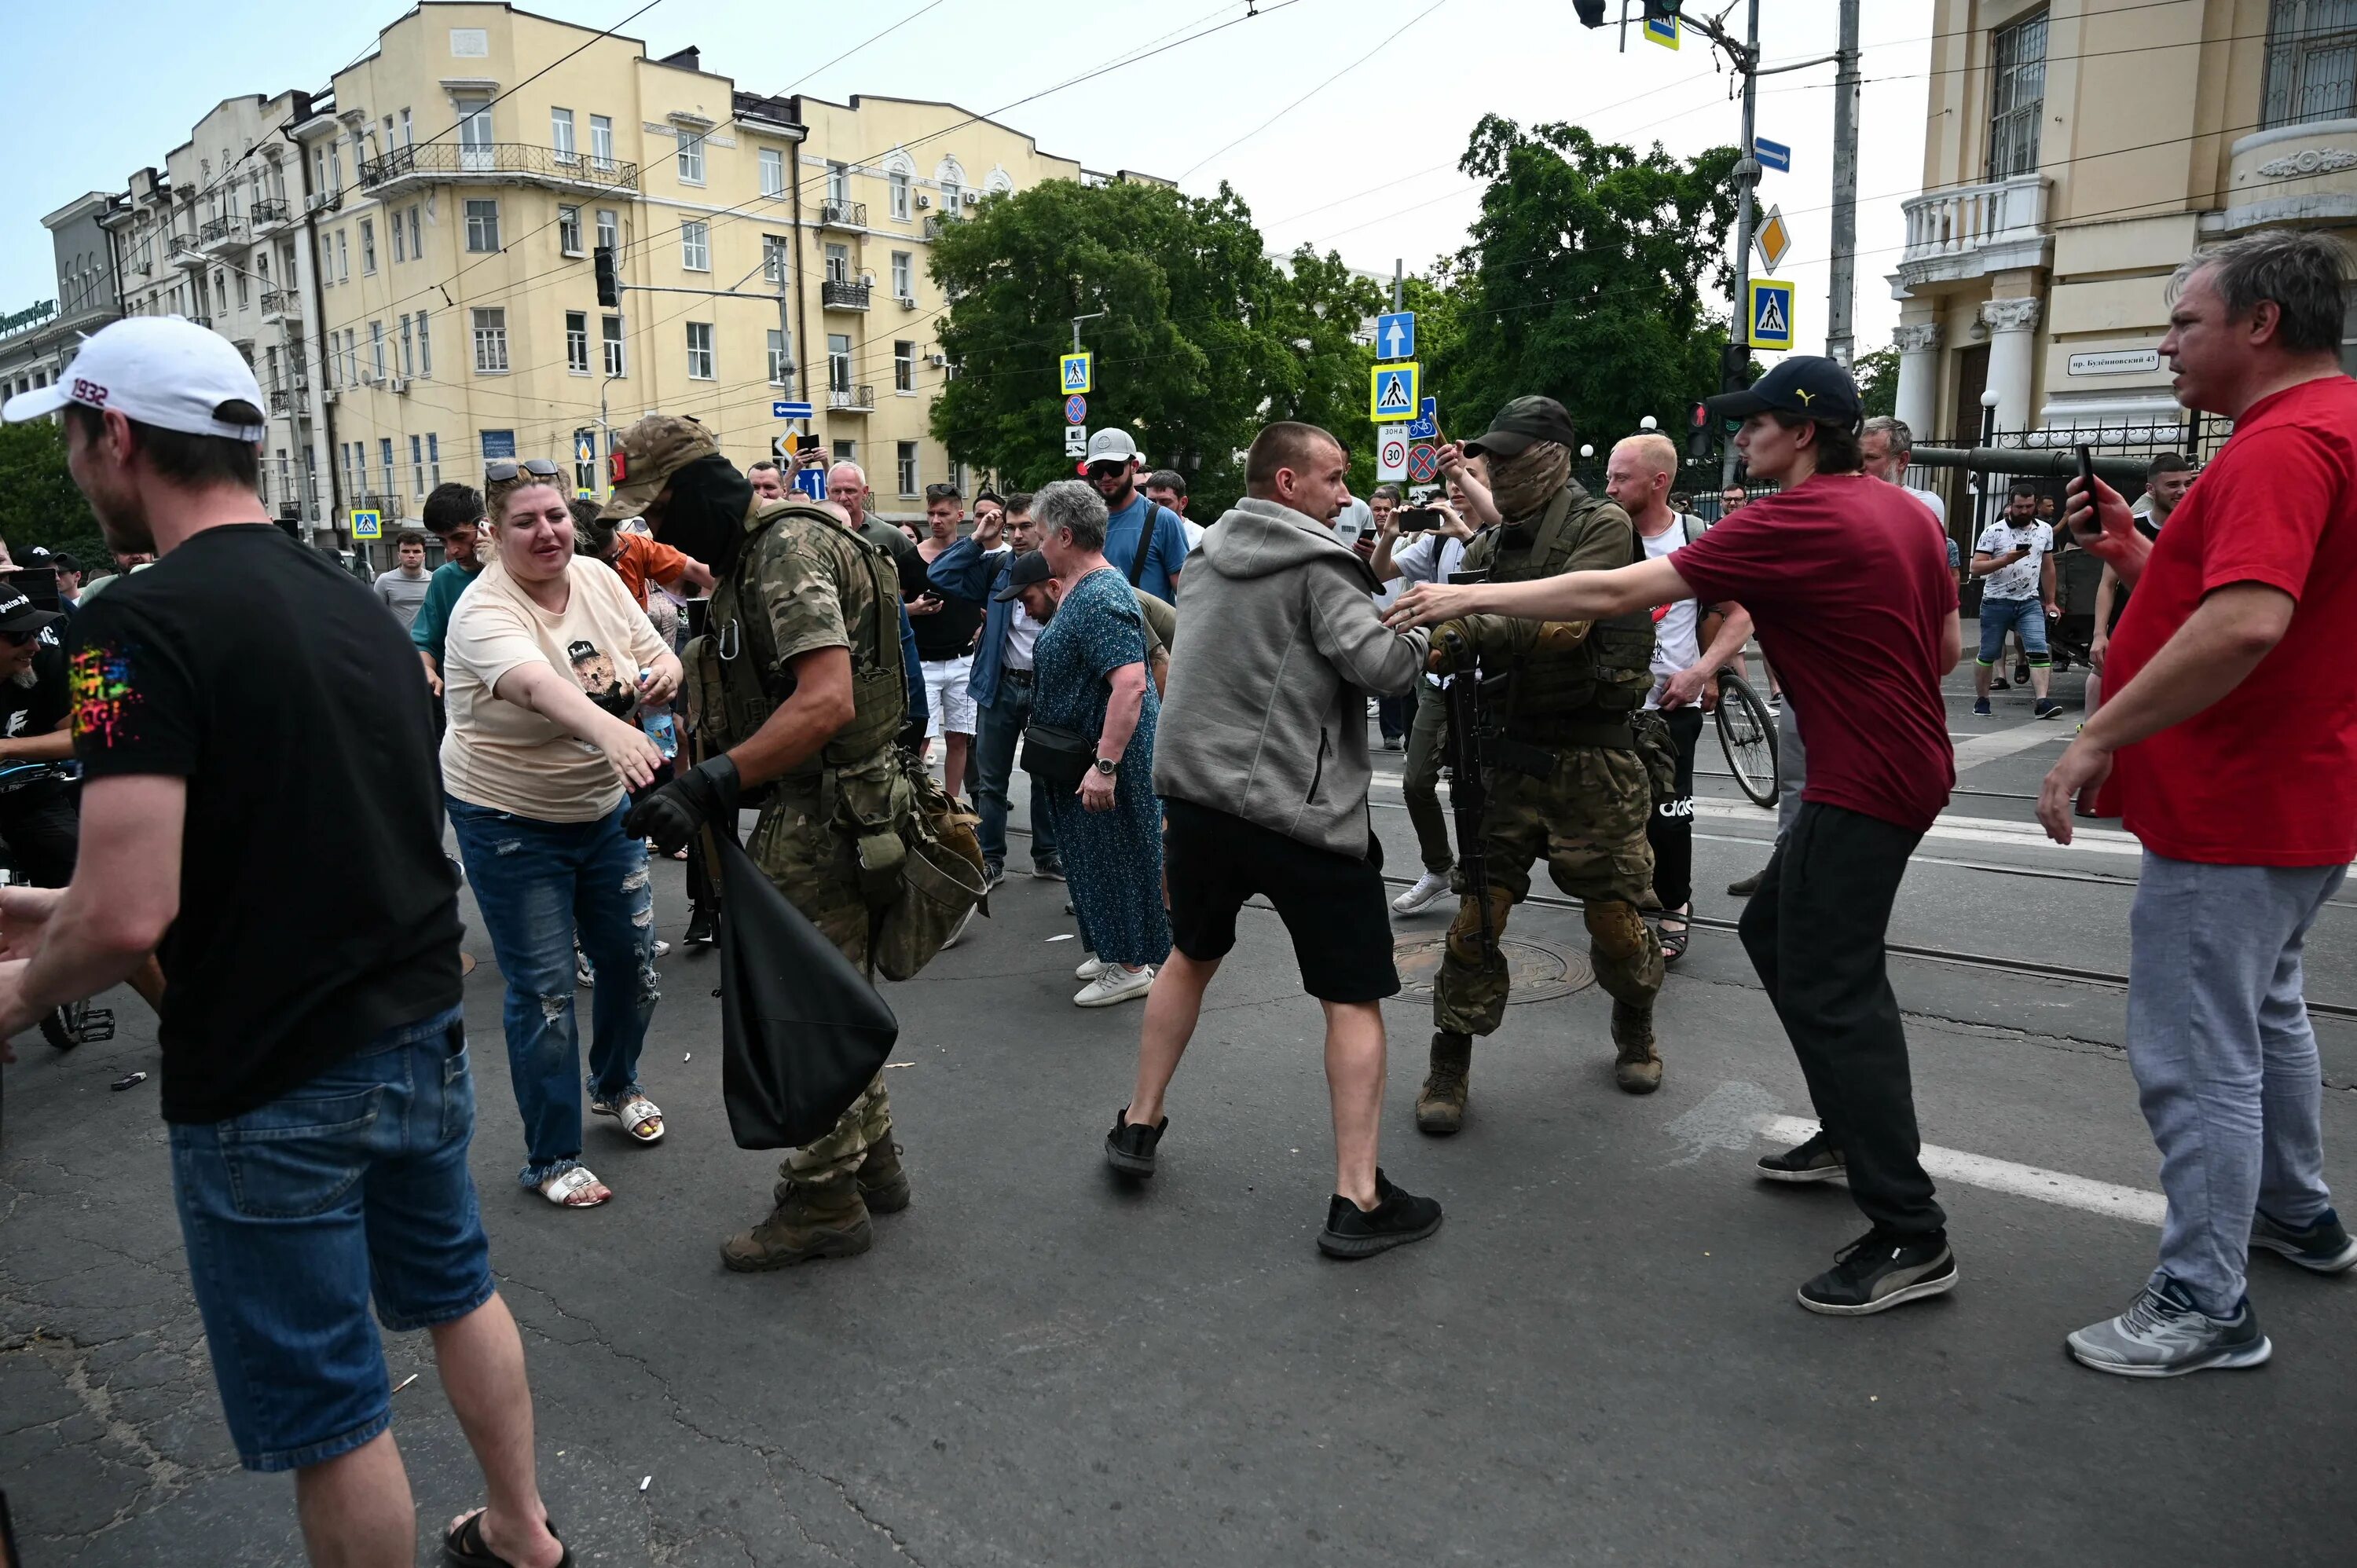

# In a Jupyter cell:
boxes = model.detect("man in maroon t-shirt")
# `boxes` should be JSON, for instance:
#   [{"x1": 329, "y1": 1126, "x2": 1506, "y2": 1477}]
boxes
[
  {"x1": 1391, "y1": 357, "x2": 1963, "y2": 1317},
  {"x1": 2041, "y1": 231, "x2": 2357, "y2": 1379}
]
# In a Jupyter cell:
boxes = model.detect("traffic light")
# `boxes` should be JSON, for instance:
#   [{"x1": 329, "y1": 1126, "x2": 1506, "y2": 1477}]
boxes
[
  {"x1": 1720, "y1": 341, "x2": 1754, "y2": 394},
  {"x1": 1687, "y1": 401, "x2": 1713, "y2": 462},
  {"x1": 1643, "y1": 1, "x2": 1678, "y2": 20},
  {"x1": 594, "y1": 244, "x2": 619, "y2": 309},
  {"x1": 1574, "y1": 0, "x2": 1607, "y2": 25}
]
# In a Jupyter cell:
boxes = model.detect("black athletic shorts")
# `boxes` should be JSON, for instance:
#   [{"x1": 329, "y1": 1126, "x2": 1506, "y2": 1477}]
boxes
[{"x1": 1162, "y1": 796, "x2": 1398, "y2": 1003}]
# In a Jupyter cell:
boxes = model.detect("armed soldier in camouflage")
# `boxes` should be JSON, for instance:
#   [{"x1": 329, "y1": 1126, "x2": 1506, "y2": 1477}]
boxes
[
  {"x1": 612, "y1": 415, "x2": 938, "y2": 1269},
  {"x1": 1411, "y1": 397, "x2": 1668, "y2": 1132}
]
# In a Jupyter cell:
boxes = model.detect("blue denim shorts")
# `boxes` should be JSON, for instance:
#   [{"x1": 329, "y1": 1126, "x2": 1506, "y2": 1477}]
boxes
[
  {"x1": 169, "y1": 1003, "x2": 493, "y2": 1472},
  {"x1": 1976, "y1": 595, "x2": 2049, "y2": 663}
]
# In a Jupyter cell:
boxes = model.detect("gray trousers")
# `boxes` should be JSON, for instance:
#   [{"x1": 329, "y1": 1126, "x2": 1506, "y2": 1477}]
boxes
[
  {"x1": 1402, "y1": 679, "x2": 1454, "y2": 875},
  {"x1": 2128, "y1": 852, "x2": 2344, "y2": 1315},
  {"x1": 1774, "y1": 693, "x2": 1806, "y2": 840}
]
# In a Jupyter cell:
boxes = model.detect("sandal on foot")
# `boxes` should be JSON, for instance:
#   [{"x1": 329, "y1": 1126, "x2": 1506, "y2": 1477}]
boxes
[
  {"x1": 592, "y1": 1094, "x2": 665, "y2": 1144},
  {"x1": 1659, "y1": 906, "x2": 1691, "y2": 964},
  {"x1": 444, "y1": 1508, "x2": 573, "y2": 1567},
  {"x1": 537, "y1": 1167, "x2": 610, "y2": 1207}
]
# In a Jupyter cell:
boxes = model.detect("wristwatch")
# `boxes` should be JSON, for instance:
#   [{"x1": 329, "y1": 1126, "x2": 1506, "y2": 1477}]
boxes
[{"x1": 1092, "y1": 756, "x2": 1119, "y2": 776}]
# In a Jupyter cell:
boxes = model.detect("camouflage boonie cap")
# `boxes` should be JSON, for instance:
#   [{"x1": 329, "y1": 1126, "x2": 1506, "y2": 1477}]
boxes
[{"x1": 600, "y1": 413, "x2": 721, "y2": 521}]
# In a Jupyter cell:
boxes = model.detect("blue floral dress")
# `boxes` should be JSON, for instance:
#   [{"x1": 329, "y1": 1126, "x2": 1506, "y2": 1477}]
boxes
[{"x1": 1032, "y1": 567, "x2": 1171, "y2": 968}]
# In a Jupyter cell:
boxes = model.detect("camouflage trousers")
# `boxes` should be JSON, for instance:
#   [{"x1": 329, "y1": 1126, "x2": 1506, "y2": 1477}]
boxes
[
  {"x1": 1431, "y1": 744, "x2": 1665, "y2": 1038},
  {"x1": 747, "y1": 786, "x2": 893, "y2": 1187}
]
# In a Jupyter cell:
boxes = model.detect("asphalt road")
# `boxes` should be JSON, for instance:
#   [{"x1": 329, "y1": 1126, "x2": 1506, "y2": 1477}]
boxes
[{"x1": 5, "y1": 663, "x2": 2353, "y2": 1566}]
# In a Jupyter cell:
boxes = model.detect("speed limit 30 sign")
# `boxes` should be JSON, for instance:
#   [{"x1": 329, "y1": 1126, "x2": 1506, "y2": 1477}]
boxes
[{"x1": 1376, "y1": 427, "x2": 1409, "y2": 482}]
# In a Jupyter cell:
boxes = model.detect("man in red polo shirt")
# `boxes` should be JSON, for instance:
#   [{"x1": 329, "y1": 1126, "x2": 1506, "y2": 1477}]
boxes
[
  {"x1": 1391, "y1": 357, "x2": 1962, "y2": 1316},
  {"x1": 2041, "y1": 230, "x2": 2357, "y2": 1379}
]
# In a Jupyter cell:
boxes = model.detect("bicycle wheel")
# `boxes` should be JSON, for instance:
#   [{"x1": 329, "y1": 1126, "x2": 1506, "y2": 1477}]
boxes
[{"x1": 1714, "y1": 671, "x2": 1780, "y2": 808}]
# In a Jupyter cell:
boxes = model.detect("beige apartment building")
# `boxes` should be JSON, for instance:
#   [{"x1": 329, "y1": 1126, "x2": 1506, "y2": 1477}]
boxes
[
  {"x1": 1890, "y1": 0, "x2": 2357, "y2": 447},
  {"x1": 300, "y1": 2, "x2": 1090, "y2": 541}
]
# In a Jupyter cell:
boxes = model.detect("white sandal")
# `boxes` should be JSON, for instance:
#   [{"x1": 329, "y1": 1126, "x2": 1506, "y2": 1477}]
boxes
[
  {"x1": 592, "y1": 1093, "x2": 665, "y2": 1144},
  {"x1": 538, "y1": 1167, "x2": 610, "y2": 1207}
]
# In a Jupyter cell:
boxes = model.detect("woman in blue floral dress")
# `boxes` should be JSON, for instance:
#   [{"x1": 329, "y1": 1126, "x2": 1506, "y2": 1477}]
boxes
[{"x1": 1030, "y1": 481, "x2": 1171, "y2": 1006}]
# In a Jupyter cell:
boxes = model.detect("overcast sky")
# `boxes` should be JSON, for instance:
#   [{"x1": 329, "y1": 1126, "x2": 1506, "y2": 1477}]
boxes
[{"x1": 5, "y1": 0, "x2": 1933, "y2": 365}]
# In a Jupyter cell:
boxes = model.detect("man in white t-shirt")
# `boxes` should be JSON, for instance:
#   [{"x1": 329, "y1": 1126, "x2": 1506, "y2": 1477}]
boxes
[
  {"x1": 1369, "y1": 482, "x2": 1482, "y2": 913},
  {"x1": 1604, "y1": 434, "x2": 1754, "y2": 958},
  {"x1": 1970, "y1": 482, "x2": 2063, "y2": 719},
  {"x1": 1861, "y1": 415, "x2": 1950, "y2": 561}
]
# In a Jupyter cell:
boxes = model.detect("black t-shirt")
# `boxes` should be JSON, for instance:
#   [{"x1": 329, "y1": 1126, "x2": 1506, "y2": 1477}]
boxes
[
  {"x1": 910, "y1": 544, "x2": 984, "y2": 661},
  {"x1": 70, "y1": 525, "x2": 464, "y2": 1123},
  {"x1": 0, "y1": 630, "x2": 70, "y2": 795}
]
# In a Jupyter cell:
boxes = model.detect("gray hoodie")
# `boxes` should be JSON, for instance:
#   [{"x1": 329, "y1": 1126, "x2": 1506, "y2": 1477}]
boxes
[{"x1": 1153, "y1": 496, "x2": 1430, "y2": 856}]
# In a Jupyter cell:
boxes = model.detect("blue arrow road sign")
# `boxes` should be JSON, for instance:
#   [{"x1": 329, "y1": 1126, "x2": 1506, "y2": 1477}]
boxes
[
  {"x1": 773, "y1": 400, "x2": 815, "y2": 419},
  {"x1": 1375, "y1": 311, "x2": 1416, "y2": 361},
  {"x1": 1753, "y1": 137, "x2": 1791, "y2": 173},
  {"x1": 793, "y1": 467, "x2": 827, "y2": 500}
]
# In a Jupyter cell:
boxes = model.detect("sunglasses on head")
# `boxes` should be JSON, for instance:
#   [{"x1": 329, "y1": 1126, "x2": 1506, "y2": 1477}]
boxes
[{"x1": 486, "y1": 458, "x2": 563, "y2": 483}]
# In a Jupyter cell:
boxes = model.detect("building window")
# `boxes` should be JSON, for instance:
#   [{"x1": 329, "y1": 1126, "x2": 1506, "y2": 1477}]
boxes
[
  {"x1": 825, "y1": 242, "x2": 850, "y2": 283},
  {"x1": 686, "y1": 321, "x2": 715, "y2": 379},
  {"x1": 768, "y1": 328, "x2": 790, "y2": 386},
  {"x1": 335, "y1": 229, "x2": 350, "y2": 281},
  {"x1": 1987, "y1": 12, "x2": 2047, "y2": 181},
  {"x1": 889, "y1": 170, "x2": 911, "y2": 221},
  {"x1": 391, "y1": 213, "x2": 407, "y2": 264},
  {"x1": 827, "y1": 162, "x2": 850, "y2": 204},
  {"x1": 380, "y1": 438, "x2": 396, "y2": 496},
  {"x1": 891, "y1": 251, "x2": 913, "y2": 300},
  {"x1": 472, "y1": 307, "x2": 508, "y2": 373},
  {"x1": 829, "y1": 332, "x2": 852, "y2": 391},
  {"x1": 763, "y1": 234, "x2": 790, "y2": 284},
  {"x1": 236, "y1": 272, "x2": 250, "y2": 310},
  {"x1": 2264, "y1": 0, "x2": 2357, "y2": 127},
  {"x1": 400, "y1": 108, "x2": 413, "y2": 146},
  {"x1": 556, "y1": 205, "x2": 581, "y2": 256},
  {"x1": 455, "y1": 96, "x2": 492, "y2": 168},
  {"x1": 760, "y1": 146, "x2": 784, "y2": 196},
  {"x1": 369, "y1": 321, "x2": 387, "y2": 380},
  {"x1": 596, "y1": 208, "x2": 619, "y2": 251},
  {"x1": 896, "y1": 441, "x2": 919, "y2": 497},
  {"x1": 416, "y1": 309, "x2": 433, "y2": 376},
  {"x1": 894, "y1": 340, "x2": 915, "y2": 392},
  {"x1": 399, "y1": 314, "x2": 414, "y2": 376},
  {"x1": 412, "y1": 434, "x2": 425, "y2": 494},
  {"x1": 427, "y1": 432, "x2": 440, "y2": 483},
  {"x1": 465, "y1": 199, "x2": 500, "y2": 253},
  {"x1": 948, "y1": 460, "x2": 964, "y2": 496},
  {"x1": 279, "y1": 449, "x2": 293, "y2": 500},
  {"x1": 407, "y1": 205, "x2": 422, "y2": 261},
  {"x1": 566, "y1": 310, "x2": 590, "y2": 373},
  {"x1": 603, "y1": 314, "x2": 626, "y2": 376},
  {"x1": 360, "y1": 218, "x2": 377, "y2": 274},
  {"x1": 551, "y1": 107, "x2": 576, "y2": 159},
  {"x1": 680, "y1": 219, "x2": 709, "y2": 271},
  {"x1": 676, "y1": 129, "x2": 706, "y2": 185},
  {"x1": 591, "y1": 114, "x2": 614, "y2": 170}
]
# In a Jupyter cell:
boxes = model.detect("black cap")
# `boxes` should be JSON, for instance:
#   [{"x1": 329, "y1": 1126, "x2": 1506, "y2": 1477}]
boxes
[
  {"x1": 0, "y1": 588, "x2": 61, "y2": 636},
  {"x1": 1704, "y1": 355, "x2": 1862, "y2": 429},
  {"x1": 993, "y1": 550, "x2": 1054, "y2": 602},
  {"x1": 1464, "y1": 395, "x2": 1578, "y2": 459}
]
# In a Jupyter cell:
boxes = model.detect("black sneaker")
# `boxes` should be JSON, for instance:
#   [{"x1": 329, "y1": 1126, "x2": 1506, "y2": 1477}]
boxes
[
  {"x1": 1034, "y1": 856, "x2": 1067, "y2": 882},
  {"x1": 982, "y1": 859, "x2": 1005, "y2": 892},
  {"x1": 684, "y1": 906, "x2": 717, "y2": 947},
  {"x1": 1758, "y1": 1130, "x2": 1846, "y2": 1183},
  {"x1": 1726, "y1": 871, "x2": 1764, "y2": 897},
  {"x1": 1318, "y1": 1169, "x2": 1443, "y2": 1259},
  {"x1": 1105, "y1": 1109, "x2": 1165, "y2": 1179},
  {"x1": 2035, "y1": 698, "x2": 2066, "y2": 720},
  {"x1": 1798, "y1": 1229, "x2": 1958, "y2": 1316},
  {"x1": 2251, "y1": 1206, "x2": 2357, "y2": 1273}
]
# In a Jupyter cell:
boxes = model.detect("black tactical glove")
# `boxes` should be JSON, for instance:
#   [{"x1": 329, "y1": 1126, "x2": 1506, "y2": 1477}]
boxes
[{"x1": 624, "y1": 754, "x2": 740, "y2": 858}]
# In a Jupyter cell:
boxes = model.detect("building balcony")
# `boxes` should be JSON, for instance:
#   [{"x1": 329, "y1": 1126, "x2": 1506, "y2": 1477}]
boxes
[
  {"x1": 1890, "y1": 174, "x2": 2049, "y2": 295},
  {"x1": 199, "y1": 216, "x2": 250, "y2": 253},
  {"x1": 269, "y1": 387, "x2": 291, "y2": 414},
  {"x1": 922, "y1": 213, "x2": 958, "y2": 240},
  {"x1": 170, "y1": 243, "x2": 205, "y2": 273},
  {"x1": 827, "y1": 383, "x2": 875, "y2": 412},
  {"x1": 356, "y1": 142, "x2": 640, "y2": 199},
  {"x1": 306, "y1": 189, "x2": 342, "y2": 214},
  {"x1": 259, "y1": 288, "x2": 298, "y2": 321},
  {"x1": 816, "y1": 198, "x2": 866, "y2": 229},
  {"x1": 821, "y1": 279, "x2": 871, "y2": 311},
  {"x1": 2220, "y1": 119, "x2": 2357, "y2": 233},
  {"x1": 251, "y1": 197, "x2": 291, "y2": 229}
]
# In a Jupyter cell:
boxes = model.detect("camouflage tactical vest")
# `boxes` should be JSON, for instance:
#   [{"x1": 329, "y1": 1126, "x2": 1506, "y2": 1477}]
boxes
[
  {"x1": 688, "y1": 497, "x2": 907, "y2": 778},
  {"x1": 1463, "y1": 482, "x2": 1655, "y2": 745}
]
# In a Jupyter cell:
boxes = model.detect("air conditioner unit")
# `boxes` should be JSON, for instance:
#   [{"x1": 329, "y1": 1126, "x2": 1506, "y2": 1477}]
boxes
[
  {"x1": 962, "y1": 191, "x2": 979, "y2": 207},
  {"x1": 388, "y1": 376, "x2": 409, "y2": 395},
  {"x1": 926, "y1": 352, "x2": 947, "y2": 368},
  {"x1": 915, "y1": 193, "x2": 931, "y2": 210},
  {"x1": 896, "y1": 294, "x2": 917, "y2": 309}
]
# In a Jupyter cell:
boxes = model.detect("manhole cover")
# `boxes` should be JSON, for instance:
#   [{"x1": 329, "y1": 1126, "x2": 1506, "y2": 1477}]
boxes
[{"x1": 1392, "y1": 935, "x2": 1593, "y2": 1004}]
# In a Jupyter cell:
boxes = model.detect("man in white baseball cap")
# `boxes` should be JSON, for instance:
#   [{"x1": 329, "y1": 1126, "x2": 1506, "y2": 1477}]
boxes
[{"x1": 1080, "y1": 427, "x2": 1190, "y2": 601}]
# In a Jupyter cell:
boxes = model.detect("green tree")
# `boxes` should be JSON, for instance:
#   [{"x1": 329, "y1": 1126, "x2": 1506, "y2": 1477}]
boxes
[
  {"x1": 928, "y1": 180, "x2": 1377, "y2": 521},
  {"x1": 0, "y1": 418, "x2": 104, "y2": 565},
  {"x1": 1854, "y1": 343, "x2": 1900, "y2": 420},
  {"x1": 1428, "y1": 116, "x2": 1742, "y2": 458}
]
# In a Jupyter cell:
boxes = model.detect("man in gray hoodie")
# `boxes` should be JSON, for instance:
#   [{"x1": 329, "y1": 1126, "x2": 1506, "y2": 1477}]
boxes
[{"x1": 1105, "y1": 421, "x2": 1443, "y2": 1259}]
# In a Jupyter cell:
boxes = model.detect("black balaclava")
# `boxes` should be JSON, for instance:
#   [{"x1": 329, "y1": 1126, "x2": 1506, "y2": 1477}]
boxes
[{"x1": 651, "y1": 453, "x2": 756, "y2": 578}]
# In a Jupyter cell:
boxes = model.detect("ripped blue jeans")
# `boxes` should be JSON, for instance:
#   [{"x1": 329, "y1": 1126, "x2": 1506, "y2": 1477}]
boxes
[{"x1": 447, "y1": 796, "x2": 658, "y2": 1187}]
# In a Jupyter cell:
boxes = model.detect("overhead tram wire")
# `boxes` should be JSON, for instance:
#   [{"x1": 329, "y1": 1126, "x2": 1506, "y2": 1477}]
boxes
[{"x1": 1175, "y1": 0, "x2": 1454, "y2": 181}]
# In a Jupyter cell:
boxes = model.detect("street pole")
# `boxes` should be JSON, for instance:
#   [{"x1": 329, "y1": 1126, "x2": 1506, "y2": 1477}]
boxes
[
  {"x1": 1825, "y1": 0, "x2": 1862, "y2": 369},
  {"x1": 1392, "y1": 257, "x2": 1403, "y2": 313},
  {"x1": 1724, "y1": 0, "x2": 1761, "y2": 484}
]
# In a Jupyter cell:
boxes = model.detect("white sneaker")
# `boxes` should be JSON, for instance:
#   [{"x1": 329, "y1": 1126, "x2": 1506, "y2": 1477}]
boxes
[
  {"x1": 1391, "y1": 869, "x2": 1453, "y2": 915},
  {"x1": 575, "y1": 947, "x2": 594, "y2": 987},
  {"x1": 1074, "y1": 954, "x2": 1107, "y2": 981},
  {"x1": 651, "y1": 938, "x2": 672, "y2": 958},
  {"x1": 1074, "y1": 963, "x2": 1154, "y2": 1008}
]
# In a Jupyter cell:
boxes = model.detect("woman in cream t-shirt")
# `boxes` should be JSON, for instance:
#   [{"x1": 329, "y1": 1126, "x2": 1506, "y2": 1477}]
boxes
[{"x1": 443, "y1": 472, "x2": 680, "y2": 1209}]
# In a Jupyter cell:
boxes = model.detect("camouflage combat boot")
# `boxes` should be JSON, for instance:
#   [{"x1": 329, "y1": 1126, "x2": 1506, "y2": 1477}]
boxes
[
  {"x1": 722, "y1": 1173, "x2": 873, "y2": 1271},
  {"x1": 1611, "y1": 1001, "x2": 1662, "y2": 1095},
  {"x1": 772, "y1": 1139, "x2": 909, "y2": 1215},
  {"x1": 1417, "y1": 1032, "x2": 1473, "y2": 1135}
]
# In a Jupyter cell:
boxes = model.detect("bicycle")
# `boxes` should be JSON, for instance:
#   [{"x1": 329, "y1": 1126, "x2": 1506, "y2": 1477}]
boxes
[{"x1": 1713, "y1": 669, "x2": 1780, "y2": 808}]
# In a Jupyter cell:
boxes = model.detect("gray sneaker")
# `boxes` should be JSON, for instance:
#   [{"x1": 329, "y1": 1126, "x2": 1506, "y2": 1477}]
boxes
[
  {"x1": 2066, "y1": 1279, "x2": 2272, "y2": 1378},
  {"x1": 2250, "y1": 1206, "x2": 2357, "y2": 1273}
]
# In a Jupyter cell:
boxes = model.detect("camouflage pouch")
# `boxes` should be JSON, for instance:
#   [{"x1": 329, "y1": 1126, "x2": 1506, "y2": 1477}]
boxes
[
  {"x1": 871, "y1": 754, "x2": 988, "y2": 982},
  {"x1": 1629, "y1": 709, "x2": 1680, "y2": 804}
]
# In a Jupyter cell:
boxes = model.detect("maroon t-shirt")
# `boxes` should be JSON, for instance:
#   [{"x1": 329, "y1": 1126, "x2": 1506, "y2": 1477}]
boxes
[{"x1": 1673, "y1": 472, "x2": 1958, "y2": 833}]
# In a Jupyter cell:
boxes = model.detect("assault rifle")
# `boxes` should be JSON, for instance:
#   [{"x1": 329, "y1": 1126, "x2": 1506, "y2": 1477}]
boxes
[{"x1": 1439, "y1": 627, "x2": 1497, "y2": 961}]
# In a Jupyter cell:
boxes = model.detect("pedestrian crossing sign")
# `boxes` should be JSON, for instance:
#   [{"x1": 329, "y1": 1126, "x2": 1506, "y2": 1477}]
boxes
[
  {"x1": 1643, "y1": 13, "x2": 1678, "y2": 49},
  {"x1": 1369, "y1": 362, "x2": 1420, "y2": 422},
  {"x1": 1059, "y1": 351, "x2": 1093, "y2": 394},
  {"x1": 1747, "y1": 278, "x2": 1795, "y2": 352},
  {"x1": 350, "y1": 508, "x2": 382, "y2": 540}
]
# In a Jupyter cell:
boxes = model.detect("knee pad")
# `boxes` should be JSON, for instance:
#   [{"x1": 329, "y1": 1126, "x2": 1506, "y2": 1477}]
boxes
[
  {"x1": 1583, "y1": 899, "x2": 1652, "y2": 961},
  {"x1": 1445, "y1": 888, "x2": 1513, "y2": 967}
]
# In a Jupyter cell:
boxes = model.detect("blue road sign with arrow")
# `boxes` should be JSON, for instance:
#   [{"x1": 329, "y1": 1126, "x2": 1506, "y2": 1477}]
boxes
[
  {"x1": 1753, "y1": 137, "x2": 1791, "y2": 173},
  {"x1": 773, "y1": 400, "x2": 814, "y2": 419},
  {"x1": 1375, "y1": 311, "x2": 1416, "y2": 361}
]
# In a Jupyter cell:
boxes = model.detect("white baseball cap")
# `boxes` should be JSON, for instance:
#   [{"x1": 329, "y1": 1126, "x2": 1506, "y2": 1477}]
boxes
[
  {"x1": 1083, "y1": 427, "x2": 1142, "y2": 467},
  {"x1": 2, "y1": 316, "x2": 266, "y2": 441}
]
